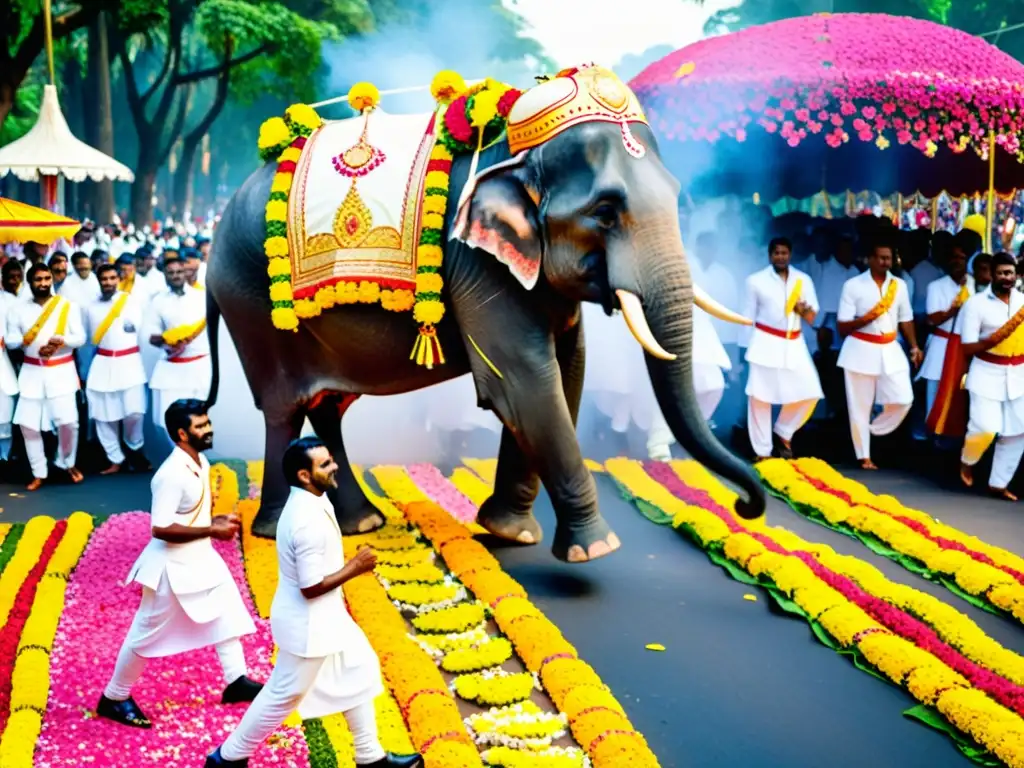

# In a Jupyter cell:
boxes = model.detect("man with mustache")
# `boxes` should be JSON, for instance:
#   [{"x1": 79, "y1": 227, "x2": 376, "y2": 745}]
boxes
[
  {"x1": 741, "y1": 236, "x2": 823, "y2": 461},
  {"x1": 5, "y1": 263, "x2": 86, "y2": 490},
  {"x1": 837, "y1": 239, "x2": 922, "y2": 469},
  {"x1": 959, "y1": 252, "x2": 1024, "y2": 499},
  {"x1": 207, "y1": 437, "x2": 422, "y2": 768},
  {"x1": 147, "y1": 256, "x2": 211, "y2": 444},
  {"x1": 99, "y1": 399, "x2": 262, "y2": 728},
  {"x1": 83, "y1": 264, "x2": 150, "y2": 474}
]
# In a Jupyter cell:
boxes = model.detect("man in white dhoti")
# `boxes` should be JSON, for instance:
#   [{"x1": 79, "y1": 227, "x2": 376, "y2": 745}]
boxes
[
  {"x1": 646, "y1": 305, "x2": 730, "y2": 461},
  {"x1": 918, "y1": 247, "x2": 971, "y2": 418},
  {"x1": 99, "y1": 399, "x2": 262, "y2": 728},
  {"x1": 148, "y1": 256, "x2": 211, "y2": 442},
  {"x1": 0, "y1": 291, "x2": 19, "y2": 464},
  {"x1": 6, "y1": 263, "x2": 86, "y2": 490},
  {"x1": 741, "y1": 237, "x2": 823, "y2": 461},
  {"x1": 958, "y1": 253, "x2": 1024, "y2": 500},
  {"x1": 837, "y1": 241, "x2": 923, "y2": 469},
  {"x1": 207, "y1": 437, "x2": 422, "y2": 768},
  {"x1": 84, "y1": 264, "x2": 151, "y2": 474}
]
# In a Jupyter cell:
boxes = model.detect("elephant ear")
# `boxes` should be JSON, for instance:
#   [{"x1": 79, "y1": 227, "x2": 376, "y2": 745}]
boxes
[{"x1": 451, "y1": 157, "x2": 543, "y2": 290}]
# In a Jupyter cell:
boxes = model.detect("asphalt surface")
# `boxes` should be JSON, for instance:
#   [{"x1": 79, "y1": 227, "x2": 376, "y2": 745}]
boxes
[{"x1": 4, "y1": 433, "x2": 1023, "y2": 767}]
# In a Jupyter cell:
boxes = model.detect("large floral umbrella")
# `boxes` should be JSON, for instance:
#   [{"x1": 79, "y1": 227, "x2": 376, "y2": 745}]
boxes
[
  {"x1": 0, "y1": 197, "x2": 81, "y2": 245},
  {"x1": 630, "y1": 13, "x2": 1024, "y2": 200}
]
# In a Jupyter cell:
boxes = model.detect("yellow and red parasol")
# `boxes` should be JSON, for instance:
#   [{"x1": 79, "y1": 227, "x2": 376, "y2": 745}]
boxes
[{"x1": 0, "y1": 197, "x2": 80, "y2": 245}]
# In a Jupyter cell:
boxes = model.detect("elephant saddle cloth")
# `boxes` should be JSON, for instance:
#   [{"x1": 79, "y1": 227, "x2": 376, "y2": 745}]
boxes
[{"x1": 287, "y1": 108, "x2": 436, "y2": 302}]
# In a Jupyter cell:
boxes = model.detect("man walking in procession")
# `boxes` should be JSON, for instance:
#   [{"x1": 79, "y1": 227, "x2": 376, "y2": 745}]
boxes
[
  {"x1": 837, "y1": 240, "x2": 922, "y2": 469},
  {"x1": 918, "y1": 244, "x2": 972, "y2": 420},
  {"x1": 84, "y1": 263, "x2": 151, "y2": 474},
  {"x1": 6, "y1": 263, "x2": 86, "y2": 490},
  {"x1": 741, "y1": 237, "x2": 823, "y2": 460},
  {"x1": 207, "y1": 437, "x2": 422, "y2": 768},
  {"x1": 959, "y1": 253, "x2": 1024, "y2": 500},
  {"x1": 98, "y1": 400, "x2": 263, "y2": 728}
]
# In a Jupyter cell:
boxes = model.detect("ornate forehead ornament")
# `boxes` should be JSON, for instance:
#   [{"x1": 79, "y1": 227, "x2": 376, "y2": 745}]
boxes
[{"x1": 507, "y1": 64, "x2": 649, "y2": 158}]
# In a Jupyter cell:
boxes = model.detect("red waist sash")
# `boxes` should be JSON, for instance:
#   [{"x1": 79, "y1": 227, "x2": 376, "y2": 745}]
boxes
[
  {"x1": 97, "y1": 346, "x2": 140, "y2": 358},
  {"x1": 755, "y1": 322, "x2": 801, "y2": 340},
  {"x1": 24, "y1": 354, "x2": 74, "y2": 367},
  {"x1": 851, "y1": 331, "x2": 898, "y2": 344},
  {"x1": 977, "y1": 351, "x2": 1024, "y2": 366},
  {"x1": 169, "y1": 353, "x2": 209, "y2": 364}
]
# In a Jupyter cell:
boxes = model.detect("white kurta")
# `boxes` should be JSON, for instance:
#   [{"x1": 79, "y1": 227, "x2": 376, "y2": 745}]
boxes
[
  {"x1": 960, "y1": 288, "x2": 1024, "y2": 436},
  {"x1": 148, "y1": 286, "x2": 212, "y2": 427},
  {"x1": 85, "y1": 292, "x2": 148, "y2": 421},
  {"x1": 58, "y1": 271, "x2": 101, "y2": 307},
  {"x1": 837, "y1": 271, "x2": 914, "y2": 403},
  {"x1": 741, "y1": 265, "x2": 824, "y2": 404},
  {"x1": 125, "y1": 447, "x2": 255, "y2": 657},
  {"x1": 272, "y1": 487, "x2": 383, "y2": 718},
  {"x1": 7, "y1": 296, "x2": 85, "y2": 429},
  {"x1": 918, "y1": 275, "x2": 971, "y2": 382}
]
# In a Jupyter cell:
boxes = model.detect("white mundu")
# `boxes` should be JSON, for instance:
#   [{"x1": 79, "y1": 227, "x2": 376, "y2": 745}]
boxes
[
  {"x1": 918, "y1": 275, "x2": 972, "y2": 415},
  {"x1": 959, "y1": 288, "x2": 1024, "y2": 490},
  {"x1": 837, "y1": 271, "x2": 914, "y2": 461},
  {"x1": 647, "y1": 306, "x2": 730, "y2": 460},
  {"x1": 219, "y1": 487, "x2": 386, "y2": 763},
  {"x1": 7, "y1": 295, "x2": 85, "y2": 480},
  {"x1": 0, "y1": 294, "x2": 19, "y2": 460},
  {"x1": 104, "y1": 447, "x2": 256, "y2": 700},
  {"x1": 85, "y1": 292, "x2": 148, "y2": 466},
  {"x1": 148, "y1": 285, "x2": 211, "y2": 430},
  {"x1": 741, "y1": 265, "x2": 823, "y2": 458}
]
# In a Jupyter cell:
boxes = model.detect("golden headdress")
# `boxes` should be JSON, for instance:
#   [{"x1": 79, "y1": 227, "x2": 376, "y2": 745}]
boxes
[{"x1": 506, "y1": 64, "x2": 649, "y2": 157}]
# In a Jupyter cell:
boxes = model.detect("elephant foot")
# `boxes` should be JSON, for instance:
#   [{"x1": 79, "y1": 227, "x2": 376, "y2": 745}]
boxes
[
  {"x1": 338, "y1": 500, "x2": 386, "y2": 536},
  {"x1": 552, "y1": 517, "x2": 621, "y2": 563},
  {"x1": 250, "y1": 510, "x2": 281, "y2": 540},
  {"x1": 477, "y1": 497, "x2": 543, "y2": 545}
]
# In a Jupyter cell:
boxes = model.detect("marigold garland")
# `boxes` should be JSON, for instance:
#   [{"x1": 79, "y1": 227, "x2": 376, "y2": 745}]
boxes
[
  {"x1": 442, "y1": 636, "x2": 514, "y2": 674},
  {"x1": 411, "y1": 602, "x2": 486, "y2": 634},
  {"x1": 758, "y1": 458, "x2": 1024, "y2": 628},
  {"x1": 607, "y1": 457, "x2": 1024, "y2": 767},
  {"x1": 453, "y1": 670, "x2": 536, "y2": 706}
]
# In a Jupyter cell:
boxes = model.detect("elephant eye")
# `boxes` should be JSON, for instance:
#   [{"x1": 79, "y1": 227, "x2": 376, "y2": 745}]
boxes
[{"x1": 592, "y1": 204, "x2": 618, "y2": 230}]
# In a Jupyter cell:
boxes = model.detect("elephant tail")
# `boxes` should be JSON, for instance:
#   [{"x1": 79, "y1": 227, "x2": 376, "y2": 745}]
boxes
[{"x1": 206, "y1": 287, "x2": 222, "y2": 407}]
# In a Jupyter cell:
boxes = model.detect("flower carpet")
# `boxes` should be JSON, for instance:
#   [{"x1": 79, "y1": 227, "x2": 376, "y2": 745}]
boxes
[
  {"x1": 0, "y1": 458, "x2": 656, "y2": 768},
  {"x1": 597, "y1": 457, "x2": 1024, "y2": 768},
  {"x1": 757, "y1": 458, "x2": 1024, "y2": 625}
]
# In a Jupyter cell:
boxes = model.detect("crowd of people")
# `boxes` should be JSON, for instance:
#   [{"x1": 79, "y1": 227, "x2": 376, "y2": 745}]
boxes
[{"x1": 0, "y1": 219, "x2": 213, "y2": 490}]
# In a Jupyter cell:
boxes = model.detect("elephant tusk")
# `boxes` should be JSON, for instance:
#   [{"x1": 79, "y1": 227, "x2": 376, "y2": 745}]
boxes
[
  {"x1": 693, "y1": 284, "x2": 753, "y2": 326},
  {"x1": 615, "y1": 290, "x2": 677, "y2": 361}
]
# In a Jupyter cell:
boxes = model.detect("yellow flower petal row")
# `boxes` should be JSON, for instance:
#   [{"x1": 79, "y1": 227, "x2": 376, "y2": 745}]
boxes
[
  {"x1": 371, "y1": 466, "x2": 660, "y2": 768},
  {"x1": 0, "y1": 516, "x2": 56, "y2": 628},
  {"x1": 210, "y1": 463, "x2": 241, "y2": 520},
  {"x1": 0, "y1": 512, "x2": 93, "y2": 768},
  {"x1": 0, "y1": 523, "x2": 11, "y2": 549},
  {"x1": 232, "y1": 489, "x2": 415, "y2": 763},
  {"x1": 605, "y1": 458, "x2": 1024, "y2": 768},
  {"x1": 677, "y1": 459, "x2": 1024, "y2": 687},
  {"x1": 757, "y1": 457, "x2": 1024, "y2": 624}
]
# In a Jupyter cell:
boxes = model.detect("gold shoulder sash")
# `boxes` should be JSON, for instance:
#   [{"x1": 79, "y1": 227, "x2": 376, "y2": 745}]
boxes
[
  {"x1": 92, "y1": 293, "x2": 131, "y2": 346},
  {"x1": 22, "y1": 296, "x2": 65, "y2": 347},
  {"x1": 784, "y1": 278, "x2": 803, "y2": 315},
  {"x1": 985, "y1": 304, "x2": 1024, "y2": 357},
  {"x1": 162, "y1": 318, "x2": 207, "y2": 347},
  {"x1": 865, "y1": 279, "x2": 898, "y2": 320}
]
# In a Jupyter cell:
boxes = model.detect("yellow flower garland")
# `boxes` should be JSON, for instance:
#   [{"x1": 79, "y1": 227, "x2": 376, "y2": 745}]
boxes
[
  {"x1": 454, "y1": 671, "x2": 536, "y2": 706},
  {"x1": 784, "y1": 279, "x2": 802, "y2": 316},
  {"x1": 0, "y1": 517, "x2": 56, "y2": 627},
  {"x1": 411, "y1": 602, "x2": 486, "y2": 634},
  {"x1": 387, "y1": 582, "x2": 461, "y2": 606},
  {"x1": 607, "y1": 457, "x2": 1024, "y2": 768},
  {"x1": 0, "y1": 513, "x2": 93, "y2": 768},
  {"x1": 162, "y1": 318, "x2": 207, "y2": 347},
  {"x1": 441, "y1": 636, "x2": 513, "y2": 674}
]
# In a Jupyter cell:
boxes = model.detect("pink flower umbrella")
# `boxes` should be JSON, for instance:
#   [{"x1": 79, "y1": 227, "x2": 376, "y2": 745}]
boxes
[{"x1": 630, "y1": 13, "x2": 1024, "y2": 199}]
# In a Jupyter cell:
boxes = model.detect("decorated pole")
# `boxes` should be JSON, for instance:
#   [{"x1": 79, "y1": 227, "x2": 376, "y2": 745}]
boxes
[
  {"x1": 986, "y1": 130, "x2": 996, "y2": 253},
  {"x1": 40, "y1": 0, "x2": 61, "y2": 212}
]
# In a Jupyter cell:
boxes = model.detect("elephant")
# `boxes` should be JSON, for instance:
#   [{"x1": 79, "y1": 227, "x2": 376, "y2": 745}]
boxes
[{"x1": 206, "y1": 116, "x2": 766, "y2": 563}]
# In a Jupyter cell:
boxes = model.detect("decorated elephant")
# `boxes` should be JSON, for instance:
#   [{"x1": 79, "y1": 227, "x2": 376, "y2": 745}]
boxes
[{"x1": 206, "y1": 65, "x2": 764, "y2": 562}]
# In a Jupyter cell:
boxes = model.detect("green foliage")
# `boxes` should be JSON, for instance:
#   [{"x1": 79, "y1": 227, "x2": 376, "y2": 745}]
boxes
[{"x1": 0, "y1": 79, "x2": 40, "y2": 145}]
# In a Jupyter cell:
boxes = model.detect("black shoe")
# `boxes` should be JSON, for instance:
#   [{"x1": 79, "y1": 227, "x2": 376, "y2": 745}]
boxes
[
  {"x1": 222, "y1": 675, "x2": 263, "y2": 704},
  {"x1": 360, "y1": 755, "x2": 424, "y2": 768},
  {"x1": 126, "y1": 447, "x2": 153, "y2": 473},
  {"x1": 96, "y1": 694, "x2": 152, "y2": 728},
  {"x1": 205, "y1": 747, "x2": 249, "y2": 767}
]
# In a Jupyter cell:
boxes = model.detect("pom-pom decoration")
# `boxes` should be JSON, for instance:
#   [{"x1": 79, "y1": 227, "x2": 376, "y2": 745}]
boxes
[
  {"x1": 431, "y1": 70, "x2": 467, "y2": 105},
  {"x1": 348, "y1": 82, "x2": 381, "y2": 113}
]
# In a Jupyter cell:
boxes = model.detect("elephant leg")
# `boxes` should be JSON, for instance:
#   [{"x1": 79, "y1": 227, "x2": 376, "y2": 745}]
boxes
[
  {"x1": 306, "y1": 394, "x2": 386, "y2": 535},
  {"x1": 477, "y1": 319, "x2": 585, "y2": 546},
  {"x1": 251, "y1": 409, "x2": 306, "y2": 539}
]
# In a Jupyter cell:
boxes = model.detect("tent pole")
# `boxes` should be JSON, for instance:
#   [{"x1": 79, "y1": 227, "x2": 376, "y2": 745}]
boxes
[
  {"x1": 986, "y1": 131, "x2": 996, "y2": 253},
  {"x1": 43, "y1": 0, "x2": 55, "y2": 85}
]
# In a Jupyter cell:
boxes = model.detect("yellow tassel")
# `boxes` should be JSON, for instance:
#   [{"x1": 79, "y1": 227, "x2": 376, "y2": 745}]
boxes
[{"x1": 411, "y1": 326, "x2": 445, "y2": 370}]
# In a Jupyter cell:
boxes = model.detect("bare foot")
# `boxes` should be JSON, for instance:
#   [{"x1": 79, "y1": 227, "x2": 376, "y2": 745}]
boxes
[
  {"x1": 100, "y1": 463, "x2": 121, "y2": 476},
  {"x1": 960, "y1": 463, "x2": 974, "y2": 488},
  {"x1": 68, "y1": 467, "x2": 84, "y2": 484},
  {"x1": 26, "y1": 478, "x2": 43, "y2": 492},
  {"x1": 860, "y1": 459, "x2": 878, "y2": 471},
  {"x1": 990, "y1": 487, "x2": 1018, "y2": 501}
]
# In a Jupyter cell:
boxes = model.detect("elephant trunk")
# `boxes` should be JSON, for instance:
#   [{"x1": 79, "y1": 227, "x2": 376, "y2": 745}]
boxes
[{"x1": 613, "y1": 219, "x2": 765, "y2": 520}]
